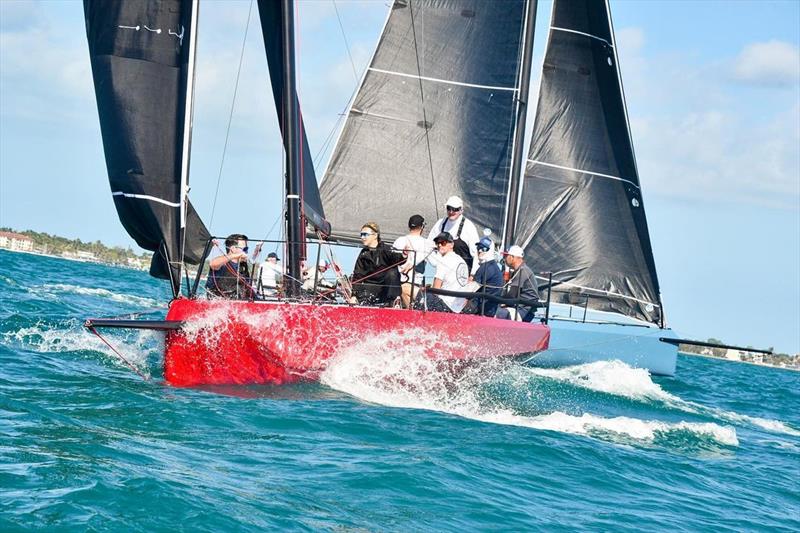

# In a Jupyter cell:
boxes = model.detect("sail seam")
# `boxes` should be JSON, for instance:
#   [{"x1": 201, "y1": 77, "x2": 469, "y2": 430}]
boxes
[
  {"x1": 550, "y1": 26, "x2": 613, "y2": 47},
  {"x1": 368, "y1": 67, "x2": 517, "y2": 92},
  {"x1": 528, "y1": 159, "x2": 640, "y2": 189},
  {"x1": 112, "y1": 192, "x2": 181, "y2": 207}
]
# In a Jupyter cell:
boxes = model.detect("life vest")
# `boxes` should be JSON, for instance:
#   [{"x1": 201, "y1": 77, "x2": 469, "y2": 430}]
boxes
[
  {"x1": 441, "y1": 217, "x2": 473, "y2": 272},
  {"x1": 206, "y1": 261, "x2": 253, "y2": 299}
]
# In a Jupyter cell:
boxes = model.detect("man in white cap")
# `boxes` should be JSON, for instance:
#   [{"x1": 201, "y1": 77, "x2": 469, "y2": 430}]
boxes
[
  {"x1": 427, "y1": 195, "x2": 480, "y2": 276},
  {"x1": 496, "y1": 245, "x2": 539, "y2": 322}
]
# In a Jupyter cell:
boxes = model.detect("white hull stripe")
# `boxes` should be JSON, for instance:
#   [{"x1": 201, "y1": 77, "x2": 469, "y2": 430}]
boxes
[
  {"x1": 528, "y1": 159, "x2": 640, "y2": 189},
  {"x1": 368, "y1": 67, "x2": 517, "y2": 92},
  {"x1": 550, "y1": 26, "x2": 613, "y2": 47},
  {"x1": 112, "y1": 191, "x2": 181, "y2": 207}
]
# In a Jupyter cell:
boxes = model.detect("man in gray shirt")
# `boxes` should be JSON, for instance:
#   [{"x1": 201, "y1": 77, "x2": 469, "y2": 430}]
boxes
[{"x1": 497, "y1": 245, "x2": 539, "y2": 322}]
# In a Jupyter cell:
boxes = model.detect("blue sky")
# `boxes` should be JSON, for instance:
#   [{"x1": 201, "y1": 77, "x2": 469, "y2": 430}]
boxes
[{"x1": 1, "y1": 0, "x2": 798, "y2": 353}]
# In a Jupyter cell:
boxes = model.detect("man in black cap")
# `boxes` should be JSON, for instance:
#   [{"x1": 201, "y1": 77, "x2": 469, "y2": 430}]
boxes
[
  {"x1": 392, "y1": 214, "x2": 434, "y2": 308},
  {"x1": 257, "y1": 251, "x2": 283, "y2": 296},
  {"x1": 417, "y1": 232, "x2": 469, "y2": 312}
]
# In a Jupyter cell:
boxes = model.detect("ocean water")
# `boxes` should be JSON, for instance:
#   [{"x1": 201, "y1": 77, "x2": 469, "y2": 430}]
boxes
[{"x1": 1, "y1": 249, "x2": 798, "y2": 532}]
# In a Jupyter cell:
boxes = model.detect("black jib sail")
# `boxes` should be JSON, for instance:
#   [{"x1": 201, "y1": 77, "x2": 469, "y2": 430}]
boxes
[
  {"x1": 515, "y1": 0, "x2": 662, "y2": 324},
  {"x1": 256, "y1": 0, "x2": 330, "y2": 237},
  {"x1": 320, "y1": 0, "x2": 532, "y2": 243},
  {"x1": 84, "y1": 0, "x2": 210, "y2": 295}
]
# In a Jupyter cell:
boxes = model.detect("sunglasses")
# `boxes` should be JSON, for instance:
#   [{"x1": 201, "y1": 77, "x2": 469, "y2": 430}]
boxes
[
  {"x1": 360, "y1": 232, "x2": 375, "y2": 238},
  {"x1": 436, "y1": 241, "x2": 450, "y2": 246},
  {"x1": 477, "y1": 246, "x2": 490, "y2": 253},
  {"x1": 446, "y1": 206, "x2": 462, "y2": 212}
]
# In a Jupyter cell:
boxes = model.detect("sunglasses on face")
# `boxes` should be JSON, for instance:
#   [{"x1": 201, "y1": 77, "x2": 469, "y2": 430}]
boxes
[
  {"x1": 360, "y1": 232, "x2": 374, "y2": 238},
  {"x1": 477, "y1": 246, "x2": 490, "y2": 253},
  {"x1": 436, "y1": 241, "x2": 450, "y2": 247},
  {"x1": 446, "y1": 206, "x2": 462, "y2": 213}
]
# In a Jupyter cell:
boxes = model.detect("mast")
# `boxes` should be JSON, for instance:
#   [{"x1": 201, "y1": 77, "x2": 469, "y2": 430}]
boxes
[
  {"x1": 178, "y1": 0, "x2": 200, "y2": 297},
  {"x1": 281, "y1": 0, "x2": 303, "y2": 297},
  {"x1": 502, "y1": 0, "x2": 538, "y2": 251}
]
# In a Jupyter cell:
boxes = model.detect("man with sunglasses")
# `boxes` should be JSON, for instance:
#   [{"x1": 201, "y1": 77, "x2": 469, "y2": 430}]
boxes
[
  {"x1": 427, "y1": 195, "x2": 480, "y2": 277},
  {"x1": 206, "y1": 233, "x2": 259, "y2": 299},
  {"x1": 461, "y1": 237, "x2": 503, "y2": 317},
  {"x1": 418, "y1": 232, "x2": 469, "y2": 313}
]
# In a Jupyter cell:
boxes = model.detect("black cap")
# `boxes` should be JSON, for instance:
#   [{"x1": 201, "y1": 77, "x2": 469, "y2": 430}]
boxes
[
  {"x1": 408, "y1": 214, "x2": 425, "y2": 229},
  {"x1": 267, "y1": 252, "x2": 278, "y2": 259},
  {"x1": 433, "y1": 231, "x2": 454, "y2": 244}
]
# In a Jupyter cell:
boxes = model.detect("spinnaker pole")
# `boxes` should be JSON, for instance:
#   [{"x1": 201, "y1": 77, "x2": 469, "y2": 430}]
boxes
[
  {"x1": 502, "y1": 0, "x2": 538, "y2": 251},
  {"x1": 282, "y1": 0, "x2": 303, "y2": 297}
]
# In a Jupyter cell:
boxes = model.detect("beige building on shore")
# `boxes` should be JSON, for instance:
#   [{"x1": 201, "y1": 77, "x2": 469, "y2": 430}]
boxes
[{"x1": 0, "y1": 231, "x2": 34, "y2": 252}]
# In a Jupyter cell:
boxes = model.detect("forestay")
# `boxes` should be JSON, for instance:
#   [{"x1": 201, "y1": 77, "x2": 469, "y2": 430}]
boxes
[
  {"x1": 515, "y1": 0, "x2": 663, "y2": 324},
  {"x1": 84, "y1": 0, "x2": 210, "y2": 294},
  {"x1": 320, "y1": 0, "x2": 530, "y2": 243}
]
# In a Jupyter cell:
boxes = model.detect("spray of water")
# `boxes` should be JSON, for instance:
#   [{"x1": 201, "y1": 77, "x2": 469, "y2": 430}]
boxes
[{"x1": 320, "y1": 333, "x2": 739, "y2": 447}]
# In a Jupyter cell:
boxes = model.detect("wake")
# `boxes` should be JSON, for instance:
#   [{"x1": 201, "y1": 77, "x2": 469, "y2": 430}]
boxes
[{"x1": 319, "y1": 336, "x2": 741, "y2": 448}]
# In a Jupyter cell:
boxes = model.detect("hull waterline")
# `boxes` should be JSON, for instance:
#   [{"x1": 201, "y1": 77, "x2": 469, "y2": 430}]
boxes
[
  {"x1": 164, "y1": 298, "x2": 551, "y2": 386},
  {"x1": 531, "y1": 318, "x2": 678, "y2": 376}
]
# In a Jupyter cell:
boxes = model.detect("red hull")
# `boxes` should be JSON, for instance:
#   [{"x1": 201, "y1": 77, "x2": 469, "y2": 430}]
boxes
[{"x1": 164, "y1": 298, "x2": 550, "y2": 386}]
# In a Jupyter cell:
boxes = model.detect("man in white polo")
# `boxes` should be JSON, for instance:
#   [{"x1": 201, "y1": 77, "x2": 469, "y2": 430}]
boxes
[
  {"x1": 421, "y1": 232, "x2": 469, "y2": 313},
  {"x1": 427, "y1": 195, "x2": 480, "y2": 276}
]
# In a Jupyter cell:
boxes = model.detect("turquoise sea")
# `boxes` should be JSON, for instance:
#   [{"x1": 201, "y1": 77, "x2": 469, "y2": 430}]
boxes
[{"x1": 1, "y1": 249, "x2": 798, "y2": 531}]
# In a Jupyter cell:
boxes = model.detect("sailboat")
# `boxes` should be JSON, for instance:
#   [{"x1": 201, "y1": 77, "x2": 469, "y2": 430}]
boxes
[
  {"x1": 82, "y1": 0, "x2": 550, "y2": 386},
  {"x1": 319, "y1": 0, "x2": 677, "y2": 376}
]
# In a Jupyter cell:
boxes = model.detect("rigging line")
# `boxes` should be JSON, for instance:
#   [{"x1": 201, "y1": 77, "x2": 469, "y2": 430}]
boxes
[
  {"x1": 208, "y1": 0, "x2": 254, "y2": 229},
  {"x1": 332, "y1": 0, "x2": 358, "y2": 84},
  {"x1": 408, "y1": 1, "x2": 439, "y2": 219}
]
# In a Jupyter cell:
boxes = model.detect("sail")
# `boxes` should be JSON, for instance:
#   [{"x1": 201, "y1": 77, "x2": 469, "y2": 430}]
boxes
[
  {"x1": 84, "y1": 0, "x2": 210, "y2": 291},
  {"x1": 516, "y1": 0, "x2": 662, "y2": 324},
  {"x1": 256, "y1": 0, "x2": 330, "y2": 236},
  {"x1": 320, "y1": 0, "x2": 530, "y2": 243}
]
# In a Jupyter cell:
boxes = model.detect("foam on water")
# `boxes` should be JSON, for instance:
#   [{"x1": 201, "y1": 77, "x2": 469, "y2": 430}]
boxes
[
  {"x1": 30, "y1": 283, "x2": 164, "y2": 308},
  {"x1": 2, "y1": 319, "x2": 160, "y2": 378},
  {"x1": 527, "y1": 360, "x2": 800, "y2": 437},
  {"x1": 320, "y1": 334, "x2": 739, "y2": 447}
]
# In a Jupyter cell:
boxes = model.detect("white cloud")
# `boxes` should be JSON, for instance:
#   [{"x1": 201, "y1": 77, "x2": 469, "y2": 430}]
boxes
[{"x1": 733, "y1": 40, "x2": 800, "y2": 87}]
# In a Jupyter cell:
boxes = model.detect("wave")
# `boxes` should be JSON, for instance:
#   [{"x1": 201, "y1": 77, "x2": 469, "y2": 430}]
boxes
[
  {"x1": 526, "y1": 360, "x2": 800, "y2": 437},
  {"x1": 2, "y1": 319, "x2": 160, "y2": 379},
  {"x1": 28, "y1": 283, "x2": 164, "y2": 308},
  {"x1": 319, "y1": 337, "x2": 738, "y2": 448}
]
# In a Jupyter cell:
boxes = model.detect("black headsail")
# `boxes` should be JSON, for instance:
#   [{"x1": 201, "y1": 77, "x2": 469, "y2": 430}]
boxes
[
  {"x1": 320, "y1": 0, "x2": 534, "y2": 244},
  {"x1": 85, "y1": 0, "x2": 210, "y2": 297},
  {"x1": 515, "y1": 0, "x2": 663, "y2": 324}
]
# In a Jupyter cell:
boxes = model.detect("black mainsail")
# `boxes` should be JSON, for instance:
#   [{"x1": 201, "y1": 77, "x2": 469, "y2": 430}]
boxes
[
  {"x1": 256, "y1": 0, "x2": 330, "y2": 238},
  {"x1": 515, "y1": 0, "x2": 663, "y2": 324},
  {"x1": 320, "y1": 0, "x2": 535, "y2": 243},
  {"x1": 85, "y1": 0, "x2": 210, "y2": 295}
]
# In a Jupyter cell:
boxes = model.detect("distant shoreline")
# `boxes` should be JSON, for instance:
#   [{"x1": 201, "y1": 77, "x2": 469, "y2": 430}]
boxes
[{"x1": 679, "y1": 351, "x2": 800, "y2": 372}]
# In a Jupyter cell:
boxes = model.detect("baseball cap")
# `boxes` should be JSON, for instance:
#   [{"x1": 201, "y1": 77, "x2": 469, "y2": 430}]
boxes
[
  {"x1": 444, "y1": 195, "x2": 463, "y2": 209},
  {"x1": 433, "y1": 232, "x2": 454, "y2": 244},
  {"x1": 408, "y1": 214, "x2": 425, "y2": 229},
  {"x1": 502, "y1": 245, "x2": 524, "y2": 258},
  {"x1": 476, "y1": 237, "x2": 493, "y2": 252}
]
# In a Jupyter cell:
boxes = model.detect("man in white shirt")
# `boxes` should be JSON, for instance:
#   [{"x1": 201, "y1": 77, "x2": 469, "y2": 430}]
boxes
[
  {"x1": 392, "y1": 214, "x2": 434, "y2": 308},
  {"x1": 427, "y1": 195, "x2": 480, "y2": 276},
  {"x1": 420, "y1": 232, "x2": 469, "y2": 313},
  {"x1": 257, "y1": 252, "x2": 283, "y2": 296}
]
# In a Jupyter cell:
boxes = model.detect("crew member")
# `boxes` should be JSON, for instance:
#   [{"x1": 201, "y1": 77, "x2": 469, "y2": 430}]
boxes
[
  {"x1": 496, "y1": 245, "x2": 539, "y2": 322},
  {"x1": 257, "y1": 251, "x2": 283, "y2": 296},
  {"x1": 427, "y1": 195, "x2": 480, "y2": 276},
  {"x1": 206, "y1": 234, "x2": 260, "y2": 299},
  {"x1": 462, "y1": 237, "x2": 503, "y2": 317},
  {"x1": 419, "y1": 232, "x2": 469, "y2": 313},
  {"x1": 351, "y1": 222, "x2": 405, "y2": 305},
  {"x1": 392, "y1": 214, "x2": 434, "y2": 308}
]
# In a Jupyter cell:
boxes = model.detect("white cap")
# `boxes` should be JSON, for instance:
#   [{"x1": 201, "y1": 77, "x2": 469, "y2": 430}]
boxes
[
  {"x1": 445, "y1": 195, "x2": 463, "y2": 209},
  {"x1": 503, "y1": 245, "x2": 524, "y2": 258}
]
